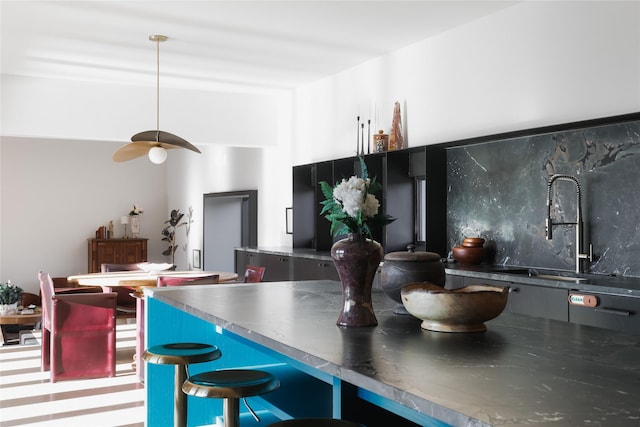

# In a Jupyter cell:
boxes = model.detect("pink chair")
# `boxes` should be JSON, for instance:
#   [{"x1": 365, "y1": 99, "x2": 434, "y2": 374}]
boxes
[
  {"x1": 244, "y1": 265, "x2": 266, "y2": 283},
  {"x1": 100, "y1": 263, "x2": 146, "y2": 319},
  {"x1": 38, "y1": 271, "x2": 117, "y2": 382}
]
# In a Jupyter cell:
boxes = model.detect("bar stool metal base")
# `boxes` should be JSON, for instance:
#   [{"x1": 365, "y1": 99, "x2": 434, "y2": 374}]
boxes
[
  {"x1": 182, "y1": 369, "x2": 280, "y2": 427},
  {"x1": 143, "y1": 343, "x2": 221, "y2": 427}
]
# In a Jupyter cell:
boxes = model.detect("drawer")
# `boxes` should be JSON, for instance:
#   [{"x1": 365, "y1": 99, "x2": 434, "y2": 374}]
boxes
[
  {"x1": 506, "y1": 283, "x2": 568, "y2": 322},
  {"x1": 569, "y1": 292, "x2": 639, "y2": 335}
]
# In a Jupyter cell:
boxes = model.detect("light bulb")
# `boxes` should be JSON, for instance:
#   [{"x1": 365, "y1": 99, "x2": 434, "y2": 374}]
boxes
[{"x1": 148, "y1": 146, "x2": 167, "y2": 164}]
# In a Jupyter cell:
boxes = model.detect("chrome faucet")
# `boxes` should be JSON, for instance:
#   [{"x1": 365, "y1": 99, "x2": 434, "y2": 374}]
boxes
[{"x1": 545, "y1": 174, "x2": 593, "y2": 274}]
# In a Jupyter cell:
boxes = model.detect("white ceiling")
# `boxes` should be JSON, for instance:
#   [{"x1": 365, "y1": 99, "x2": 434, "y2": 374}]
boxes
[{"x1": 1, "y1": 1, "x2": 518, "y2": 94}]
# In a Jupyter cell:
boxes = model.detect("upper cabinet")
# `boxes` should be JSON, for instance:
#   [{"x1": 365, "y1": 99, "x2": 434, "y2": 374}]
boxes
[{"x1": 292, "y1": 146, "x2": 447, "y2": 256}]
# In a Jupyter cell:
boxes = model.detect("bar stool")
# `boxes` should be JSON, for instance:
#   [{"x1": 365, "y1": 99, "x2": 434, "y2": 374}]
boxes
[
  {"x1": 268, "y1": 420, "x2": 365, "y2": 427},
  {"x1": 143, "y1": 343, "x2": 221, "y2": 427},
  {"x1": 182, "y1": 369, "x2": 280, "y2": 427}
]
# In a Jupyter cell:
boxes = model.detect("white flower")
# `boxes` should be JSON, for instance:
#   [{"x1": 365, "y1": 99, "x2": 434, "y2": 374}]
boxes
[
  {"x1": 333, "y1": 176, "x2": 379, "y2": 219},
  {"x1": 362, "y1": 193, "x2": 380, "y2": 217}
]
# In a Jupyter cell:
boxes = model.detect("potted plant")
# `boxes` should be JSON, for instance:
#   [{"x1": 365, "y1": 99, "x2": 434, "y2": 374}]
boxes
[
  {"x1": 0, "y1": 281, "x2": 23, "y2": 315},
  {"x1": 162, "y1": 209, "x2": 187, "y2": 266}
]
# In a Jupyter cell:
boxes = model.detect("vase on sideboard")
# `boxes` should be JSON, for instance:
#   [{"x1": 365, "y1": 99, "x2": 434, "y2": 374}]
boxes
[{"x1": 130, "y1": 216, "x2": 140, "y2": 238}]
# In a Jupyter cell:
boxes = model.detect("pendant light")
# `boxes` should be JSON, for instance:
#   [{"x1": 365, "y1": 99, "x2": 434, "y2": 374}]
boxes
[{"x1": 113, "y1": 35, "x2": 201, "y2": 163}]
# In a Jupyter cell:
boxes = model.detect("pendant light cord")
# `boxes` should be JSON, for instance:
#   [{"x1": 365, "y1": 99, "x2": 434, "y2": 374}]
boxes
[
  {"x1": 149, "y1": 35, "x2": 167, "y2": 142},
  {"x1": 155, "y1": 36, "x2": 160, "y2": 140}
]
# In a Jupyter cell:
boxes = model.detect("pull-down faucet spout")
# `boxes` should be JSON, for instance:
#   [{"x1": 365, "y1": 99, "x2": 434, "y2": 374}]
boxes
[{"x1": 545, "y1": 174, "x2": 593, "y2": 274}]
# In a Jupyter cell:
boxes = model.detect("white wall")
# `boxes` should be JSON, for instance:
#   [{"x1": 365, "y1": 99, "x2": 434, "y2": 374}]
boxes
[
  {"x1": 292, "y1": 0, "x2": 640, "y2": 165},
  {"x1": 1, "y1": 75, "x2": 279, "y2": 147},
  {"x1": 0, "y1": 137, "x2": 167, "y2": 292},
  {"x1": 2, "y1": 0, "x2": 639, "y2": 294}
]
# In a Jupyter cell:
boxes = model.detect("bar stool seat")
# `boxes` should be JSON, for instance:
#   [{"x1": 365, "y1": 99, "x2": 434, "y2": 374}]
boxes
[
  {"x1": 268, "y1": 419, "x2": 365, "y2": 427},
  {"x1": 182, "y1": 369, "x2": 280, "y2": 427},
  {"x1": 143, "y1": 343, "x2": 221, "y2": 427}
]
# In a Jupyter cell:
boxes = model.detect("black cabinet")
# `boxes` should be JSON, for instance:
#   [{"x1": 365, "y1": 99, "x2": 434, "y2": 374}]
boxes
[
  {"x1": 293, "y1": 257, "x2": 339, "y2": 281},
  {"x1": 235, "y1": 250, "x2": 292, "y2": 281},
  {"x1": 235, "y1": 249, "x2": 335, "y2": 282},
  {"x1": 292, "y1": 146, "x2": 446, "y2": 256},
  {"x1": 445, "y1": 274, "x2": 465, "y2": 289},
  {"x1": 569, "y1": 292, "x2": 639, "y2": 335},
  {"x1": 260, "y1": 253, "x2": 292, "y2": 282},
  {"x1": 447, "y1": 273, "x2": 569, "y2": 322},
  {"x1": 506, "y1": 283, "x2": 568, "y2": 322}
]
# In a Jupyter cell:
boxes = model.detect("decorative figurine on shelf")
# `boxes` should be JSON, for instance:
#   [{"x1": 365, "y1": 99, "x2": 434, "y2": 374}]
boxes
[
  {"x1": 108, "y1": 220, "x2": 114, "y2": 239},
  {"x1": 389, "y1": 101, "x2": 404, "y2": 151},
  {"x1": 373, "y1": 130, "x2": 389, "y2": 152}
]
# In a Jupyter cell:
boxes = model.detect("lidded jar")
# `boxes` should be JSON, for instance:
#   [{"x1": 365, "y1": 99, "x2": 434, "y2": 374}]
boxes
[{"x1": 380, "y1": 245, "x2": 445, "y2": 314}]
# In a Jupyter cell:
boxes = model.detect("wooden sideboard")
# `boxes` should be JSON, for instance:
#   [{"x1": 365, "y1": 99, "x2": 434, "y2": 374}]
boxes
[{"x1": 87, "y1": 238, "x2": 148, "y2": 273}]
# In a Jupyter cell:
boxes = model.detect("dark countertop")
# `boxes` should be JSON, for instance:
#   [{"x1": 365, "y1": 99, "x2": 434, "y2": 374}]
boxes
[
  {"x1": 236, "y1": 246, "x2": 640, "y2": 296},
  {"x1": 236, "y1": 245, "x2": 334, "y2": 260},
  {"x1": 444, "y1": 263, "x2": 640, "y2": 296},
  {"x1": 147, "y1": 280, "x2": 640, "y2": 427}
]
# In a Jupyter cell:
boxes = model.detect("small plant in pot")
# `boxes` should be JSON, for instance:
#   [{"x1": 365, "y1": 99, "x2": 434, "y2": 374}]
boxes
[
  {"x1": 0, "y1": 281, "x2": 23, "y2": 315},
  {"x1": 162, "y1": 209, "x2": 187, "y2": 267}
]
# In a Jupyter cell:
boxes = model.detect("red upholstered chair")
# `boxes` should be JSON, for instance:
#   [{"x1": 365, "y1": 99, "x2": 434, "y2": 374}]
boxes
[
  {"x1": 38, "y1": 271, "x2": 117, "y2": 382},
  {"x1": 100, "y1": 263, "x2": 147, "y2": 319},
  {"x1": 244, "y1": 265, "x2": 266, "y2": 283}
]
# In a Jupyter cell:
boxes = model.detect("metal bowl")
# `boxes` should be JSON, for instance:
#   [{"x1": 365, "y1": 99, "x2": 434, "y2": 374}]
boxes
[{"x1": 401, "y1": 282, "x2": 509, "y2": 332}]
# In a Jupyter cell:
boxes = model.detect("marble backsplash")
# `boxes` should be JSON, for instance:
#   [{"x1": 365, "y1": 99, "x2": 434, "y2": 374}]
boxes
[{"x1": 446, "y1": 118, "x2": 640, "y2": 277}]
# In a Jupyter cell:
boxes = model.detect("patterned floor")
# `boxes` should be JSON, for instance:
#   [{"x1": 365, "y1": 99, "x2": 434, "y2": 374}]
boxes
[{"x1": 0, "y1": 324, "x2": 144, "y2": 426}]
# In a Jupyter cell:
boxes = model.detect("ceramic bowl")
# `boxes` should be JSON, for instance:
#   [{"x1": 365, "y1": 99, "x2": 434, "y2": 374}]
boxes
[
  {"x1": 401, "y1": 282, "x2": 509, "y2": 332},
  {"x1": 452, "y1": 246, "x2": 486, "y2": 265}
]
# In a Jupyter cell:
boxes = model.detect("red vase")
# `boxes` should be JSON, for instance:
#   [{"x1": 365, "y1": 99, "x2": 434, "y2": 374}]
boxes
[{"x1": 331, "y1": 233, "x2": 383, "y2": 327}]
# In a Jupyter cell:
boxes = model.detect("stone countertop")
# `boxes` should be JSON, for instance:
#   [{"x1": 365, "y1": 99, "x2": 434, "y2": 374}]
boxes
[
  {"x1": 236, "y1": 246, "x2": 334, "y2": 260},
  {"x1": 147, "y1": 280, "x2": 640, "y2": 427},
  {"x1": 445, "y1": 263, "x2": 640, "y2": 296},
  {"x1": 236, "y1": 246, "x2": 640, "y2": 296}
]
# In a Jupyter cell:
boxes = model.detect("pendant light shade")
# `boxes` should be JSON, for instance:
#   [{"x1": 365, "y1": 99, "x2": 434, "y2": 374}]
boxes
[{"x1": 113, "y1": 35, "x2": 201, "y2": 163}]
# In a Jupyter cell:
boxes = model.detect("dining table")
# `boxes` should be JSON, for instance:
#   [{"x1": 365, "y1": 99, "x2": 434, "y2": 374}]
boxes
[
  {"x1": 67, "y1": 269, "x2": 239, "y2": 290},
  {"x1": 0, "y1": 308, "x2": 42, "y2": 346},
  {"x1": 67, "y1": 269, "x2": 239, "y2": 381}
]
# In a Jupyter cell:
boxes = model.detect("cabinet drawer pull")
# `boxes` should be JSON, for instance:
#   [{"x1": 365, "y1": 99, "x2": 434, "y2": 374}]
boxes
[
  {"x1": 509, "y1": 287, "x2": 520, "y2": 293},
  {"x1": 594, "y1": 307, "x2": 631, "y2": 316}
]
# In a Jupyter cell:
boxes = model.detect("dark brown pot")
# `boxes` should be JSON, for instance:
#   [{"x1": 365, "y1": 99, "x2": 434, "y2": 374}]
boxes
[
  {"x1": 452, "y1": 246, "x2": 486, "y2": 265},
  {"x1": 331, "y1": 233, "x2": 383, "y2": 327},
  {"x1": 381, "y1": 246, "x2": 445, "y2": 314}
]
